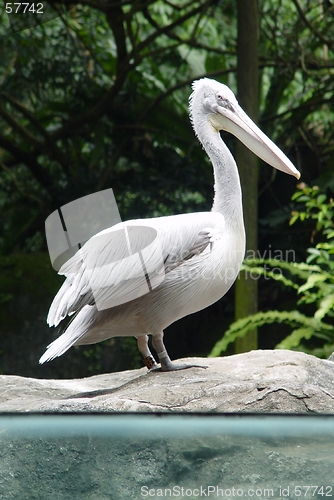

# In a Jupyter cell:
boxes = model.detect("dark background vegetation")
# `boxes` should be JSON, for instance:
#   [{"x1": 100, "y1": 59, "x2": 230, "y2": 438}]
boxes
[{"x1": 0, "y1": 0, "x2": 333, "y2": 378}]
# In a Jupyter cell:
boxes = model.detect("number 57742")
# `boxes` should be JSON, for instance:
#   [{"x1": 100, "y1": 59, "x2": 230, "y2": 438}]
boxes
[{"x1": 5, "y1": 3, "x2": 44, "y2": 14}]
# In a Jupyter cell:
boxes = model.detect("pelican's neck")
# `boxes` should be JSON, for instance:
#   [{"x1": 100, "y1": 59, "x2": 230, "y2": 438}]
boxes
[{"x1": 196, "y1": 120, "x2": 244, "y2": 225}]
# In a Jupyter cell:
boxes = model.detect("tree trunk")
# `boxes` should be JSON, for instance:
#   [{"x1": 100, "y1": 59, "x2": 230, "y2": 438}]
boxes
[{"x1": 235, "y1": 0, "x2": 259, "y2": 353}]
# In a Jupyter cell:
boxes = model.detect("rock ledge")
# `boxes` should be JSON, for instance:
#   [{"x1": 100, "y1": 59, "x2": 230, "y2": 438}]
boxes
[{"x1": 1, "y1": 350, "x2": 334, "y2": 412}]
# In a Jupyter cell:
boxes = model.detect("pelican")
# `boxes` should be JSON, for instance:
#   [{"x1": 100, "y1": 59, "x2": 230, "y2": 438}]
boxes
[{"x1": 40, "y1": 78, "x2": 300, "y2": 371}]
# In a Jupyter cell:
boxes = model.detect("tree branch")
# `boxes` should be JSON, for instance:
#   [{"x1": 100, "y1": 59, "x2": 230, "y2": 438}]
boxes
[
  {"x1": 261, "y1": 96, "x2": 334, "y2": 125},
  {"x1": 137, "y1": 0, "x2": 215, "y2": 52},
  {"x1": 105, "y1": 2, "x2": 128, "y2": 73},
  {"x1": 0, "y1": 134, "x2": 55, "y2": 198},
  {"x1": 137, "y1": 68, "x2": 237, "y2": 123},
  {"x1": 0, "y1": 104, "x2": 41, "y2": 149},
  {"x1": 47, "y1": 0, "x2": 215, "y2": 141},
  {"x1": 1, "y1": 93, "x2": 70, "y2": 175},
  {"x1": 291, "y1": 0, "x2": 334, "y2": 49},
  {"x1": 142, "y1": 7, "x2": 235, "y2": 58},
  {"x1": 0, "y1": 162, "x2": 44, "y2": 206},
  {"x1": 30, "y1": 0, "x2": 217, "y2": 151},
  {"x1": 50, "y1": 70, "x2": 129, "y2": 141}
]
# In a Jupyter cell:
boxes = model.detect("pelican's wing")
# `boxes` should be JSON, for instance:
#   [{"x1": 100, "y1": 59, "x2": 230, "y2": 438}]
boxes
[
  {"x1": 163, "y1": 226, "x2": 224, "y2": 272},
  {"x1": 47, "y1": 212, "x2": 225, "y2": 326}
]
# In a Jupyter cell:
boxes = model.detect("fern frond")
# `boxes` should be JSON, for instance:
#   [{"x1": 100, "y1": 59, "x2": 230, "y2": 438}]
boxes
[
  {"x1": 209, "y1": 309, "x2": 333, "y2": 357},
  {"x1": 276, "y1": 327, "x2": 314, "y2": 349},
  {"x1": 241, "y1": 262, "x2": 299, "y2": 290},
  {"x1": 299, "y1": 273, "x2": 329, "y2": 294},
  {"x1": 297, "y1": 343, "x2": 334, "y2": 359},
  {"x1": 243, "y1": 258, "x2": 327, "y2": 282},
  {"x1": 314, "y1": 294, "x2": 334, "y2": 320}
]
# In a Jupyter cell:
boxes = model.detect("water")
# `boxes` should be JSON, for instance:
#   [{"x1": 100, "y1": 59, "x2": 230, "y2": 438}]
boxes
[{"x1": 0, "y1": 413, "x2": 333, "y2": 499}]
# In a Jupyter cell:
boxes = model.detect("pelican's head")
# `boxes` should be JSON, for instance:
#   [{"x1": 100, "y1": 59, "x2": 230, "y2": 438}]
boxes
[{"x1": 190, "y1": 78, "x2": 300, "y2": 179}]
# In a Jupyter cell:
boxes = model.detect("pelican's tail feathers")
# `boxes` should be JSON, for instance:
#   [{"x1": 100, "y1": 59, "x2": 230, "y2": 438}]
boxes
[
  {"x1": 46, "y1": 279, "x2": 71, "y2": 327},
  {"x1": 40, "y1": 305, "x2": 96, "y2": 364},
  {"x1": 47, "y1": 267, "x2": 91, "y2": 327}
]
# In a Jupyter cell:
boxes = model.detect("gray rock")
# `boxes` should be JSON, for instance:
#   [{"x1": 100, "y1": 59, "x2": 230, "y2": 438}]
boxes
[{"x1": 1, "y1": 350, "x2": 334, "y2": 412}]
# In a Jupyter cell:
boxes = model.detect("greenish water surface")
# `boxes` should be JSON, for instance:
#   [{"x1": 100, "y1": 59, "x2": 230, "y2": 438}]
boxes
[{"x1": 0, "y1": 414, "x2": 333, "y2": 499}]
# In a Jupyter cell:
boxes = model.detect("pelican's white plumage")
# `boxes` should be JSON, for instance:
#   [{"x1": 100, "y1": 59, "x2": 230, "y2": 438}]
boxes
[{"x1": 40, "y1": 78, "x2": 300, "y2": 370}]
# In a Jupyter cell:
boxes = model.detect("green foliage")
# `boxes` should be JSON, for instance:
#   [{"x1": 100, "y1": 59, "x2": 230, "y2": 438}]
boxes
[
  {"x1": 0, "y1": 1, "x2": 239, "y2": 255},
  {"x1": 80, "y1": 337, "x2": 142, "y2": 373},
  {"x1": 210, "y1": 309, "x2": 332, "y2": 356},
  {"x1": 81, "y1": 343, "x2": 104, "y2": 373},
  {"x1": 210, "y1": 185, "x2": 334, "y2": 358},
  {"x1": 121, "y1": 337, "x2": 142, "y2": 370},
  {"x1": 1, "y1": 0, "x2": 333, "y2": 257}
]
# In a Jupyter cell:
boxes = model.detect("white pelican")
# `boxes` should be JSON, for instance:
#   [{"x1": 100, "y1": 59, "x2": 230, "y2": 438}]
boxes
[{"x1": 40, "y1": 78, "x2": 300, "y2": 371}]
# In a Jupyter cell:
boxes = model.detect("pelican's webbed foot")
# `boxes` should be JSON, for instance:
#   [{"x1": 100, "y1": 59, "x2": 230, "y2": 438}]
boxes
[
  {"x1": 158, "y1": 351, "x2": 207, "y2": 372},
  {"x1": 160, "y1": 358, "x2": 208, "y2": 372},
  {"x1": 150, "y1": 334, "x2": 208, "y2": 372}
]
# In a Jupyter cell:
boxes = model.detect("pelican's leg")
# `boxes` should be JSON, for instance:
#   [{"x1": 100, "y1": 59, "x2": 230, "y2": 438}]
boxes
[
  {"x1": 136, "y1": 335, "x2": 159, "y2": 370},
  {"x1": 152, "y1": 332, "x2": 207, "y2": 371}
]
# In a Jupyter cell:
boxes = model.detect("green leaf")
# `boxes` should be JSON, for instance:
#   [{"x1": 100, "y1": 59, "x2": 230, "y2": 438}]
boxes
[
  {"x1": 298, "y1": 273, "x2": 327, "y2": 294},
  {"x1": 289, "y1": 212, "x2": 300, "y2": 225},
  {"x1": 210, "y1": 310, "x2": 315, "y2": 356},
  {"x1": 317, "y1": 194, "x2": 326, "y2": 205},
  {"x1": 307, "y1": 248, "x2": 321, "y2": 255},
  {"x1": 241, "y1": 262, "x2": 299, "y2": 290},
  {"x1": 315, "y1": 294, "x2": 334, "y2": 321},
  {"x1": 276, "y1": 327, "x2": 314, "y2": 349},
  {"x1": 292, "y1": 193, "x2": 309, "y2": 202}
]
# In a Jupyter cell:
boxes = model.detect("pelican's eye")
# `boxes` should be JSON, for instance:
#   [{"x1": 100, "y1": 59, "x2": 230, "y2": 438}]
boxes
[{"x1": 216, "y1": 93, "x2": 234, "y2": 111}]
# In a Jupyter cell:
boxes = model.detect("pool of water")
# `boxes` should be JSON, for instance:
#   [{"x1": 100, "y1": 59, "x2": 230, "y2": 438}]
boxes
[{"x1": 0, "y1": 413, "x2": 333, "y2": 499}]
